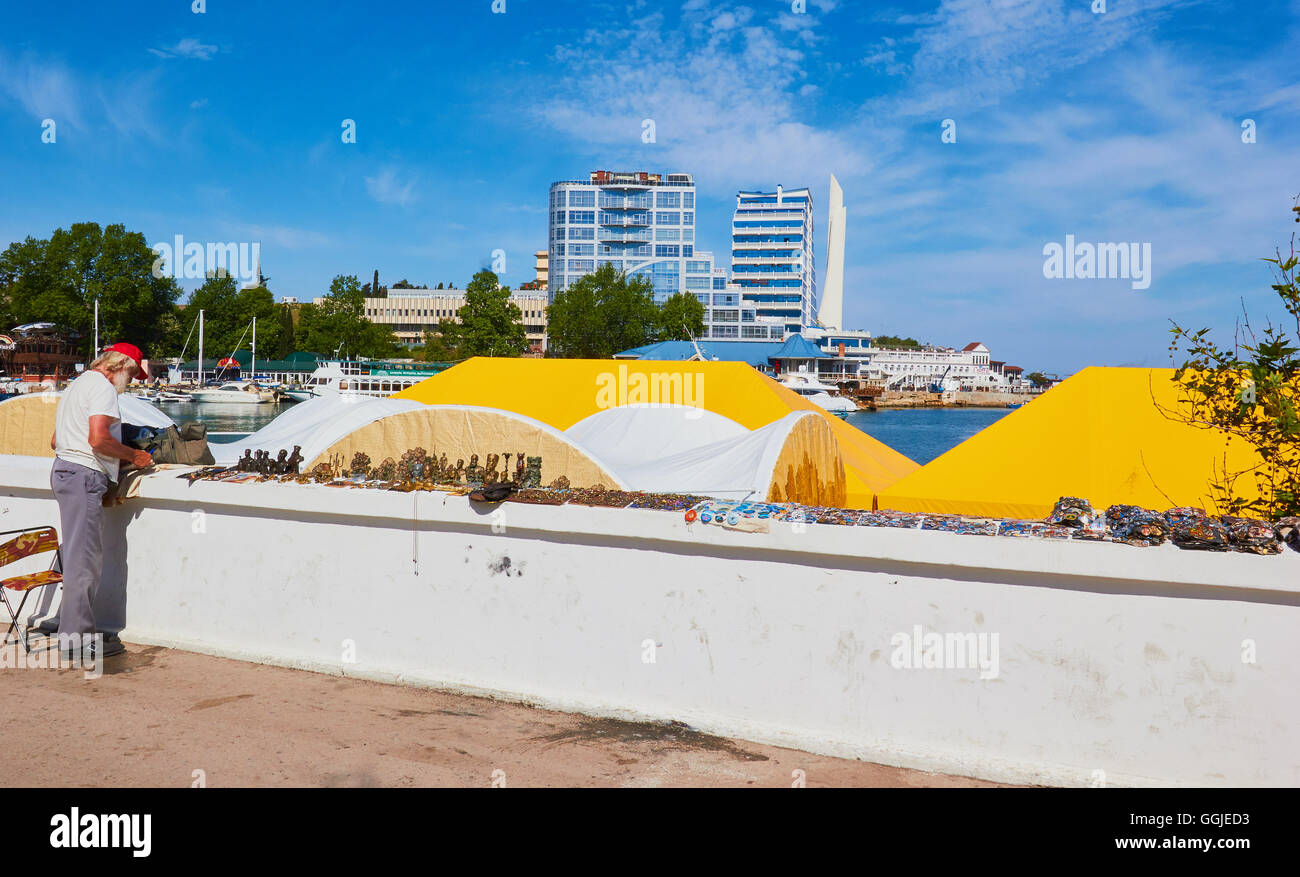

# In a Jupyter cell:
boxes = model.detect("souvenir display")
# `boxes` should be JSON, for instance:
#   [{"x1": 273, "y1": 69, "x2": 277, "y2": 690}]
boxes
[
  {"x1": 1169, "y1": 517, "x2": 1230, "y2": 551},
  {"x1": 627, "y1": 493, "x2": 707, "y2": 512},
  {"x1": 1164, "y1": 507, "x2": 1208, "y2": 527},
  {"x1": 508, "y1": 488, "x2": 568, "y2": 505},
  {"x1": 566, "y1": 487, "x2": 637, "y2": 508},
  {"x1": 1220, "y1": 515, "x2": 1282, "y2": 555},
  {"x1": 920, "y1": 516, "x2": 1000, "y2": 536},
  {"x1": 1048, "y1": 496, "x2": 1094, "y2": 529},
  {"x1": 1275, "y1": 517, "x2": 1300, "y2": 552},
  {"x1": 158, "y1": 464, "x2": 1295, "y2": 561}
]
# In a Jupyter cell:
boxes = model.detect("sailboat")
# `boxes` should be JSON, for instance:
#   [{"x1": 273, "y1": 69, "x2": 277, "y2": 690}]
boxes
[{"x1": 191, "y1": 316, "x2": 275, "y2": 404}]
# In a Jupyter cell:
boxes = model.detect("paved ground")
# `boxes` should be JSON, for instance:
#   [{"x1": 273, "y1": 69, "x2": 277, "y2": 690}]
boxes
[{"x1": 1, "y1": 637, "x2": 1005, "y2": 787}]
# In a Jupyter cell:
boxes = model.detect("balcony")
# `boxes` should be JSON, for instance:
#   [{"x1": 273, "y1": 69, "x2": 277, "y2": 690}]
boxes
[
  {"x1": 730, "y1": 238, "x2": 805, "y2": 249},
  {"x1": 600, "y1": 216, "x2": 651, "y2": 227},
  {"x1": 731, "y1": 255, "x2": 803, "y2": 265}
]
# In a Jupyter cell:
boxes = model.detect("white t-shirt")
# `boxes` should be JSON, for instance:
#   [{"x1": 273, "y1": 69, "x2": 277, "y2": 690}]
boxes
[{"x1": 55, "y1": 370, "x2": 123, "y2": 481}]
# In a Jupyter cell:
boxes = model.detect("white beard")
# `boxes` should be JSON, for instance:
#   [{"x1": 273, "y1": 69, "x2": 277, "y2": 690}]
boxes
[{"x1": 110, "y1": 369, "x2": 132, "y2": 394}]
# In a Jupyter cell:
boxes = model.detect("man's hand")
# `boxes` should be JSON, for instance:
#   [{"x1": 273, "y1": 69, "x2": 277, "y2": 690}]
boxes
[{"x1": 88, "y1": 415, "x2": 152, "y2": 469}]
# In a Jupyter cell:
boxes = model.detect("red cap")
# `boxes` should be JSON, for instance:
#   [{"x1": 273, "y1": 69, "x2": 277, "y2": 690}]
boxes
[{"x1": 104, "y1": 342, "x2": 150, "y2": 380}]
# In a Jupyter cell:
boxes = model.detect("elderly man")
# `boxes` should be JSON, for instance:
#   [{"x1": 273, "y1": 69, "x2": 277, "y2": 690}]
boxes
[{"x1": 48, "y1": 343, "x2": 154, "y2": 661}]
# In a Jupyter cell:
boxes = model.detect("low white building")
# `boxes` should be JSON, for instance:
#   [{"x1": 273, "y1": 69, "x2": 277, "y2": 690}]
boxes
[
  {"x1": 794, "y1": 331, "x2": 1026, "y2": 392},
  {"x1": 323, "y1": 288, "x2": 549, "y2": 354}
]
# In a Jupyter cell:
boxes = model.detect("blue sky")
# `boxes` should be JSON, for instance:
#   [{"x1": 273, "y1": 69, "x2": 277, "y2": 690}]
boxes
[{"x1": 1, "y1": 0, "x2": 1297, "y2": 374}]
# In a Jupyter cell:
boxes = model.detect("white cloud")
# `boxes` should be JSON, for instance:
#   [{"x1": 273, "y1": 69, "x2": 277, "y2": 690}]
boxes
[
  {"x1": 535, "y1": 9, "x2": 871, "y2": 191},
  {"x1": 190, "y1": 98, "x2": 208, "y2": 109},
  {"x1": 365, "y1": 167, "x2": 417, "y2": 206},
  {"x1": 149, "y1": 38, "x2": 219, "y2": 60},
  {"x1": 0, "y1": 52, "x2": 84, "y2": 129}
]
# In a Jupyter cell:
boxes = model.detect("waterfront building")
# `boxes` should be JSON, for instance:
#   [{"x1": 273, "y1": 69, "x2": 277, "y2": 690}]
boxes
[
  {"x1": 548, "y1": 170, "x2": 728, "y2": 334},
  {"x1": 354, "y1": 288, "x2": 549, "y2": 355},
  {"x1": 731, "y1": 184, "x2": 817, "y2": 334}
]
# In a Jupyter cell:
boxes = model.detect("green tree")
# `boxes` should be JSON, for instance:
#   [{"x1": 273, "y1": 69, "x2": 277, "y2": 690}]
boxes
[
  {"x1": 873, "y1": 335, "x2": 921, "y2": 349},
  {"x1": 547, "y1": 264, "x2": 657, "y2": 358},
  {"x1": 447, "y1": 269, "x2": 526, "y2": 357},
  {"x1": 0, "y1": 222, "x2": 181, "y2": 357},
  {"x1": 1166, "y1": 196, "x2": 1300, "y2": 520},
  {"x1": 655, "y1": 292, "x2": 706, "y2": 341},
  {"x1": 418, "y1": 321, "x2": 463, "y2": 362},
  {"x1": 1026, "y1": 372, "x2": 1050, "y2": 388},
  {"x1": 295, "y1": 274, "x2": 399, "y2": 358}
]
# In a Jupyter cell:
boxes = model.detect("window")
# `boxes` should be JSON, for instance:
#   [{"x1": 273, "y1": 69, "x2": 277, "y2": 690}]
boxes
[
  {"x1": 685, "y1": 276, "x2": 711, "y2": 289},
  {"x1": 713, "y1": 309, "x2": 739, "y2": 323},
  {"x1": 711, "y1": 324, "x2": 739, "y2": 338},
  {"x1": 654, "y1": 244, "x2": 680, "y2": 257},
  {"x1": 568, "y1": 210, "x2": 595, "y2": 224},
  {"x1": 655, "y1": 228, "x2": 680, "y2": 241},
  {"x1": 712, "y1": 293, "x2": 739, "y2": 306},
  {"x1": 568, "y1": 243, "x2": 594, "y2": 256},
  {"x1": 683, "y1": 192, "x2": 694, "y2": 208},
  {"x1": 553, "y1": 211, "x2": 565, "y2": 224},
  {"x1": 682, "y1": 212, "x2": 693, "y2": 226},
  {"x1": 553, "y1": 243, "x2": 565, "y2": 256},
  {"x1": 568, "y1": 227, "x2": 594, "y2": 240},
  {"x1": 694, "y1": 293, "x2": 710, "y2": 305},
  {"x1": 685, "y1": 261, "x2": 711, "y2": 273},
  {"x1": 742, "y1": 325, "x2": 769, "y2": 338},
  {"x1": 655, "y1": 212, "x2": 680, "y2": 224},
  {"x1": 682, "y1": 228, "x2": 694, "y2": 242},
  {"x1": 567, "y1": 259, "x2": 594, "y2": 272},
  {"x1": 568, "y1": 190, "x2": 595, "y2": 207},
  {"x1": 682, "y1": 245, "x2": 693, "y2": 256},
  {"x1": 656, "y1": 191, "x2": 681, "y2": 208}
]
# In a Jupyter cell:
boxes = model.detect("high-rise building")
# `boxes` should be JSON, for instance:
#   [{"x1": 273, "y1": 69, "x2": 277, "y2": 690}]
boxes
[
  {"x1": 730, "y1": 185, "x2": 816, "y2": 335},
  {"x1": 548, "y1": 171, "x2": 726, "y2": 331}
]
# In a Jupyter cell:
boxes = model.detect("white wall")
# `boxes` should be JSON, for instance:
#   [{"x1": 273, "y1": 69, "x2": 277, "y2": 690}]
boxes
[{"x1": 3, "y1": 455, "x2": 1296, "y2": 787}]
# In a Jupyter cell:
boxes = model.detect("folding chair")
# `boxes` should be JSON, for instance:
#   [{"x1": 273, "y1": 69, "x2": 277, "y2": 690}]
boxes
[{"x1": 0, "y1": 526, "x2": 62, "y2": 654}]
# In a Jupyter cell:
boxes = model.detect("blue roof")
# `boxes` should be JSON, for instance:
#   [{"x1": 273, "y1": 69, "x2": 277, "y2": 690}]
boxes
[
  {"x1": 614, "y1": 339, "x2": 781, "y2": 369},
  {"x1": 767, "y1": 333, "x2": 830, "y2": 361}
]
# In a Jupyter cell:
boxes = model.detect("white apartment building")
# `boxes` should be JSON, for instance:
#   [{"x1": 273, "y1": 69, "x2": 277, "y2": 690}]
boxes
[{"x1": 345, "y1": 288, "x2": 549, "y2": 355}]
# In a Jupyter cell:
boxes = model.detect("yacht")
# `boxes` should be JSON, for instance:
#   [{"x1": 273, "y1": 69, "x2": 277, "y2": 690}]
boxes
[
  {"x1": 284, "y1": 363, "x2": 426, "y2": 401},
  {"x1": 777, "y1": 369, "x2": 858, "y2": 417},
  {"x1": 191, "y1": 380, "x2": 275, "y2": 404}
]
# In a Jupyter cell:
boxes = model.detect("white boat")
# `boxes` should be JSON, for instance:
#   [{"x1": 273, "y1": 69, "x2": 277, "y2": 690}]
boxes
[
  {"x1": 283, "y1": 363, "x2": 426, "y2": 401},
  {"x1": 191, "y1": 381, "x2": 274, "y2": 404},
  {"x1": 778, "y1": 369, "x2": 858, "y2": 417}
]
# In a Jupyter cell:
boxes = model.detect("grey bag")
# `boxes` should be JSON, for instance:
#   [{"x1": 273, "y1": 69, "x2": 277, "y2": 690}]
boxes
[{"x1": 145, "y1": 422, "x2": 216, "y2": 465}]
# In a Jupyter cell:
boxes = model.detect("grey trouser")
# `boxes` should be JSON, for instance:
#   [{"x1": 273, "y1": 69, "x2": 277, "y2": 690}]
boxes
[{"x1": 50, "y1": 459, "x2": 108, "y2": 638}]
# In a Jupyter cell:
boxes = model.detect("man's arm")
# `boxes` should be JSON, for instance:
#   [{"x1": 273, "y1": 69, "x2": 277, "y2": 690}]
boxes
[
  {"x1": 50, "y1": 431, "x2": 56, "y2": 451},
  {"x1": 88, "y1": 415, "x2": 153, "y2": 469}
]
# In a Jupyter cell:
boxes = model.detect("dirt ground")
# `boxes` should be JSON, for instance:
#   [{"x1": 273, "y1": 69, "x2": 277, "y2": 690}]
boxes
[{"x1": 0, "y1": 636, "x2": 1006, "y2": 788}]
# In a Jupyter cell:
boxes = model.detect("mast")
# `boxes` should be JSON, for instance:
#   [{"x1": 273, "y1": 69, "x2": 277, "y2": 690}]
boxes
[
  {"x1": 198, "y1": 309, "x2": 204, "y2": 385},
  {"x1": 251, "y1": 316, "x2": 256, "y2": 379},
  {"x1": 93, "y1": 298, "x2": 99, "y2": 356}
]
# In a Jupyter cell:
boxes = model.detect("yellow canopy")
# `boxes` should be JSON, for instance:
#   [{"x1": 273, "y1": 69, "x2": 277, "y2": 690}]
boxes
[
  {"x1": 393, "y1": 357, "x2": 918, "y2": 506},
  {"x1": 876, "y1": 367, "x2": 1266, "y2": 519}
]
